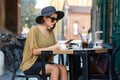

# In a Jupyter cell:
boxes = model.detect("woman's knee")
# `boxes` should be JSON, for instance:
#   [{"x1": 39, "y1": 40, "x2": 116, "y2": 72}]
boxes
[
  {"x1": 53, "y1": 65, "x2": 60, "y2": 72},
  {"x1": 46, "y1": 64, "x2": 60, "y2": 73},
  {"x1": 58, "y1": 65, "x2": 67, "y2": 73}
]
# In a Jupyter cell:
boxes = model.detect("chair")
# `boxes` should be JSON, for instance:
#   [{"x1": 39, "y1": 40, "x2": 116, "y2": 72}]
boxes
[
  {"x1": 12, "y1": 71, "x2": 41, "y2": 80},
  {"x1": 12, "y1": 71, "x2": 50, "y2": 80},
  {"x1": 89, "y1": 46, "x2": 120, "y2": 80},
  {"x1": 111, "y1": 46, "x2": 120, "y2": 80},
  {"x1": 12, "y1": 51, "x2": 52, "y2": 80}
]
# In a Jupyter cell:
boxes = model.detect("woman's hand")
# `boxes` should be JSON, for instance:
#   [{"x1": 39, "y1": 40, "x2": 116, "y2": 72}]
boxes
[
  {"x1": 65, "y1": 39, "x2": 73, "y2": 48},
  {"x1": 57, "y1": 42, "x2": 70, "y2": 50},
  {"x1": 54, "y1": 43, "x2": 61, "y2": 50},
  {"x1": 65, "y1": 42, "x2": 70, "y2": 48}
]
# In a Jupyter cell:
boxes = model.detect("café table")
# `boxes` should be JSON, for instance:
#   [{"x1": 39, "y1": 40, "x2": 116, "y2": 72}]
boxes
[{"x1": 41, "y1": 48, "x2": 113, "y2": 80}]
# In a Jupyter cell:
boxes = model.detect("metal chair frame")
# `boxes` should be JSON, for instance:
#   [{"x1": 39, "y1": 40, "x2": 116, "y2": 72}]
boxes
[{"x1": 12, "y1": 51, "x2": 52, "y2": 80}]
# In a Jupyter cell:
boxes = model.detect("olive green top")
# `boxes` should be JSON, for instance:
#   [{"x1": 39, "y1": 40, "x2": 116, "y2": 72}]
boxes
[{"x1": 20, "y1": 26, "x2": 56, "y2": 71}]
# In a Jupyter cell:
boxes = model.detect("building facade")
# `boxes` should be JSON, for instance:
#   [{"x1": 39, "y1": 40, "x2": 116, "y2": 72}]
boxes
[{"x1": 50, "y1": 0, "x2": 92, "y2": 40}]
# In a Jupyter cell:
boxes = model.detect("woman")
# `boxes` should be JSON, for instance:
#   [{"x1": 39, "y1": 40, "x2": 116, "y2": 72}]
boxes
[{"x1": 20, "y1": 6, "x2": 68, "y2": 80}]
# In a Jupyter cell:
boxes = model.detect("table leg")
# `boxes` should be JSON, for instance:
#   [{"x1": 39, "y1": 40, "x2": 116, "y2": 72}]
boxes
[
  {"x1": 68, "y1": 54, "x2": 75, "y2": 80},
  {"x1": 74, "y1": 55, "x2": 81, "y2": 80},
  {"x1": 41, "y1": 51, "x2": 52, "y2": 80},
  {"x1": 82, "y1": 51, "x2": 89, "y2": 80},
  {"x1": 108, "y1": 49, "x2": 113, "y2": 80}
]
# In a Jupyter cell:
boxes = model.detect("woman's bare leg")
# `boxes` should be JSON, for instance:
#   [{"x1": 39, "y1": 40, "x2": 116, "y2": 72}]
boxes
[
  {"x1": 39, "y1": 64, "x2": 60, "y2": 80},
  {"x1": 54, "y1": 64, "x2": 68, "y2": 80}
]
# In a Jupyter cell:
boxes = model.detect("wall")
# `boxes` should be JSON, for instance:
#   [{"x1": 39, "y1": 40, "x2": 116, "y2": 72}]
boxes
[
  {"x1": 0, "y1": 0, "x2": 5, "y2": 28},
  {"x1": 65, "y1": 11, "x2": 91, "y2": 40},
  {"x1": 0, "y1": 0, "x2": 21, "y2": 34}
]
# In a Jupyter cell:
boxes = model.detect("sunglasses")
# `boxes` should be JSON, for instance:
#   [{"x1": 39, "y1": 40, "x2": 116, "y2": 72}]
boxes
[{"x1": 47, "y1": 16, "x2": 58, "y2": 22}]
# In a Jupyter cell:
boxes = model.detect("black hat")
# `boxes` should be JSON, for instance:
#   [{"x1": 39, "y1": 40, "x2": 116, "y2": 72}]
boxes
[{"x1": 35, "y1": 6, "x2": 64, "y2": 23}]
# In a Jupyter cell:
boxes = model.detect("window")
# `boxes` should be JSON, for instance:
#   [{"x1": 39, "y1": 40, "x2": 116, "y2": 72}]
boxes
[{"x1": 73, "y1": 22, "x2": 79, "y2": 35}]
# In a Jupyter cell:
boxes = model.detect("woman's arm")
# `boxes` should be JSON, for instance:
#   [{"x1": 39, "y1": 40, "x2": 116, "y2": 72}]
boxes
[{"x1": 32, "y1": 43, "x2": 60, "y2": 56}]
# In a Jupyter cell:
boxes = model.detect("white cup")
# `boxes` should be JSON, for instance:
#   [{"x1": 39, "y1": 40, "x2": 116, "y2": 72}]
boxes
[
  {"x1": 93, "y1": 40, "x2": 103, "y2": 48},
  {"x1": 58, "y1": 41, "x2": 67, "y2": 50},
  {"x1": 60, "y1": 43, "x2": 67, "y2": 50}
]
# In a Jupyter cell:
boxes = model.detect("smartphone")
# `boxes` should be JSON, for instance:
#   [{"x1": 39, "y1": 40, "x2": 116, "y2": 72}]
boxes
[{"x1": 65, "y1": 39, "x2": 73, "y2": 44}]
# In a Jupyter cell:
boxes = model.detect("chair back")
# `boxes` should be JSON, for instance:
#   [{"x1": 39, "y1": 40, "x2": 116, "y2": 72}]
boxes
[{"x1": 112, "y1": 46, "x2": 120, "y2": 79}]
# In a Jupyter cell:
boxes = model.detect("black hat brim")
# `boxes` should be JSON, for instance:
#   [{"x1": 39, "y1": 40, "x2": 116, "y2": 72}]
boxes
[
  {"x1": 35, "y1": 11, "x2": 64, "y2": 24},
  {"x1": 55, "y1": 11, "x2": 64, "y2": 20}
]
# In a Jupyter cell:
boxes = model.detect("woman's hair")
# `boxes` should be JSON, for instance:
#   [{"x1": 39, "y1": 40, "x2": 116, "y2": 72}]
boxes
[{"x1": 36, "y1": 16, "x2": 45, "y2": 24}]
